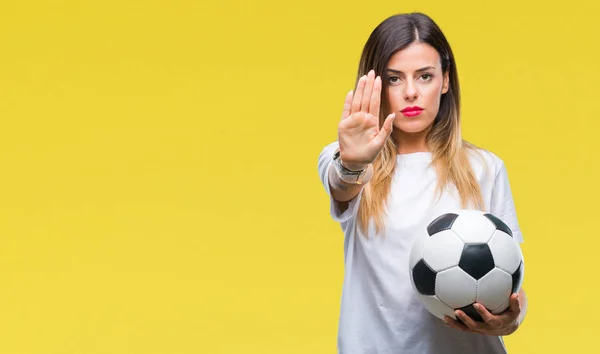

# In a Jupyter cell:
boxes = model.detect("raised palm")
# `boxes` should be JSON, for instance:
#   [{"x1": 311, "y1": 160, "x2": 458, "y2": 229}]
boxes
[{"x1": 338, "y1": 70, "x2": 395, "y2": 171}]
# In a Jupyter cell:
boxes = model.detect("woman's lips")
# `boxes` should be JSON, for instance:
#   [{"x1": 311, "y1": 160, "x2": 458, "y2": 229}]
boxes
[{"x1": 400, "y1": 107, "x2": 423, "y2": 117}]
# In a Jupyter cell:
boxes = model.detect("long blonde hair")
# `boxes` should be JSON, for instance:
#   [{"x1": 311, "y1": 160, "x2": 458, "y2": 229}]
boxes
[{"x1": 356, "y1": 12, "x2": 486, "y2": 235}]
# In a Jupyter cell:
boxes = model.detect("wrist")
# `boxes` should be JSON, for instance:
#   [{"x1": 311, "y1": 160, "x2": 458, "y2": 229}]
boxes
[
  {"x1": 340, "y1": 160, "x2": 368, "y2": 172},
  {"x1": 333, "y1": 151, "x2": 374, "y2": 185},
  {"x1": 334, "y1": 149, "x2": 370, "y2": 172}
]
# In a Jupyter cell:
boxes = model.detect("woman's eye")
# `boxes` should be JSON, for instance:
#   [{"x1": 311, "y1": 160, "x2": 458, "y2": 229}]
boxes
[
  {"x1": 388, "y1": 76, "x2": 400, "y2": 84},
  {"x1": 421, "y1": 73, "x2": 433, "y2": 81}
]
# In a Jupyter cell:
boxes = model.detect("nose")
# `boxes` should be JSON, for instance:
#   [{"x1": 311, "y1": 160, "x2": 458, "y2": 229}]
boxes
[{"x1": 404, "y1": 81, "x2": 418, "y2": 101}]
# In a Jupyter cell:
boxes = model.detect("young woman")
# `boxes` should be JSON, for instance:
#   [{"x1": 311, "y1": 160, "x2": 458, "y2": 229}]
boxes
[{"x1": 317, "y1": 12, "x2": 528, "y2": 354}]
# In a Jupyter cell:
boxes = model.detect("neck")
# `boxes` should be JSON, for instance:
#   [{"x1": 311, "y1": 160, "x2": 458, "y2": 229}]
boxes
[{"x1": 393, "y1": 126, "x2": 432, "y2": 154}]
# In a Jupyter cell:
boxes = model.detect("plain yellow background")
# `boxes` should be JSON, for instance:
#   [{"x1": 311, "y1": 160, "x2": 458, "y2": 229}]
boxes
[{"x1": 0, "y1": 0, "x2": 598, "y2": 353}]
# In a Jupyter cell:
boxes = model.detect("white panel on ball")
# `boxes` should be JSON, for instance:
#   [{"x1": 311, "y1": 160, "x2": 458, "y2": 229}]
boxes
[
  {"x1": 491, "y1": 299, "x2": 510, "y2": 315},
  {"x1": 422, "y1": 230, "x2": 464, "y2": 272},
  {"x1": 417, "y1": 294, "x2": 457, "y2": 320},
  {"x1": 409, "y1": 209, "x2": 526, "y2": 323},
  {"x1": 450, "y1": 210, "x2": 496, "y2": 243},
  {"x1": 476, "y1": 268, "x2": 513, "y2": 311},
  {"x1": 435, "y1": 267, "x2": 477, "y2": 308},
  {"x1": 488, "y1": 230, "x2": 523, "y2": 274},
  {"x1": 409, "y1": 234, "x2": 428, "y2": 270}
]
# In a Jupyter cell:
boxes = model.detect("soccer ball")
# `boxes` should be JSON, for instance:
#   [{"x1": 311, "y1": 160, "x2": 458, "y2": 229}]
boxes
[{"x1": 408, "y1": 209, "x2": 524, "y2": 322}]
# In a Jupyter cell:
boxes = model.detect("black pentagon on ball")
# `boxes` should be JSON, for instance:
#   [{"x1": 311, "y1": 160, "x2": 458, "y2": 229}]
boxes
[
  {"x1": 426, "y1": 213, "x2": 459, "y2": 236},
  {"x1": 412, "y1": 259, "x2": 437, "y2": 295},
  {"x1": 483, "y1": 213, "x2": 513, "y2": 237},
  {"x1": 458, "y1": 244, "x2": 495, "y2": 280},
  {"x1": 512, "y1": 261, "x2": 524, "y2": 293},
  {"x1": 457, "y1": 303, "x2": 485, "y2": 323}
]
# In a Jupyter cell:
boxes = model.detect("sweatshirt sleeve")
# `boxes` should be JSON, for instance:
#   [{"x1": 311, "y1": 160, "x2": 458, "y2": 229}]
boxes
[
  {"x1": 317, "y1": 141, "x2": 363, "y2": 223},
  {"x1": 490, "y1": 160, "x2": 524, "y2": 243}
]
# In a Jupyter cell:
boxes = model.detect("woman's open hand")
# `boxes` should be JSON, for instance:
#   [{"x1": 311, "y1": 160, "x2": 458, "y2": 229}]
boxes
[{"x1": 337, "y1": 70, "x2": 395, "y2": 171}]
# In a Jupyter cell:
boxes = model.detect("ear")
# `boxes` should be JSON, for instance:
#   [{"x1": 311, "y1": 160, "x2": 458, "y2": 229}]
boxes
[{"x1": 442, "y1": 70, "x2": 449, "y2": 94}]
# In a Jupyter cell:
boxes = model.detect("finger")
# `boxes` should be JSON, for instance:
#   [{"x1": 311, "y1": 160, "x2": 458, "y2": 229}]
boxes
[
  {"x1": 361, "y1": 70, "x2": 375, "y2": 112},
  {"x1": 341, "y1": 90, "x2": 353, "y2": 120},
  {"x1": 455, "y1": 310, "x2": 483, "y2": 332},
  {"x1": 372, "y1": 113, "x2": 395, "y2": 147},
  {"x1": 444, "y1": 316, "x2": 469, "y2": 332},
  {"x1": 509, "y1": 293, "x2": 521, "y2": 314},
  {"x1": 351, "y1": 75, "x2": 367, "y2": 114},
  {"x1": 369, "y1": 76, "x2": 382, "y2": 117},
  {"x1": 474, "y1": 303, "x2": 501, "y2": 328}
]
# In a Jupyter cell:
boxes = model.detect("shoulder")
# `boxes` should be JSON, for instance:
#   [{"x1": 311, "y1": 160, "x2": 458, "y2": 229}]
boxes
[{"x1": 465, "y1": 145, "x2": 506, "y2": 180}]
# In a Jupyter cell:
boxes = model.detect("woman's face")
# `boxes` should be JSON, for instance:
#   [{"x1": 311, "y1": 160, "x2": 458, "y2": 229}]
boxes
[{"x1": 385, "y1": 42, "x2": 449, "y2": 135}]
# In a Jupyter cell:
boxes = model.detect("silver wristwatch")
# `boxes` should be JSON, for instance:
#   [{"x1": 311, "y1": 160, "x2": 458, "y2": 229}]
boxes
[{"x1": 332, "y1": 150, "x2": 368, "y2": 184}]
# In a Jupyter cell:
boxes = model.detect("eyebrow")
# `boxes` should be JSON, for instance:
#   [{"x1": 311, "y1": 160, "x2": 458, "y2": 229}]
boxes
[{"x1": 386, "y1": 66, "x2": 436, "y2": 74}]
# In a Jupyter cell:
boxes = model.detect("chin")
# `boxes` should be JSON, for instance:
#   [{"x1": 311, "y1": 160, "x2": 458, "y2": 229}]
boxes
[{"x1": 393, "y1": 121, "x2": 433, "y2": 134}]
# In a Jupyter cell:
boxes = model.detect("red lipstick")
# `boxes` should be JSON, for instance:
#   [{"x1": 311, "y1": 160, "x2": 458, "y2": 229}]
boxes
[{"x1": 400, "y1": 106, "x2": 424, "y2": 117}]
